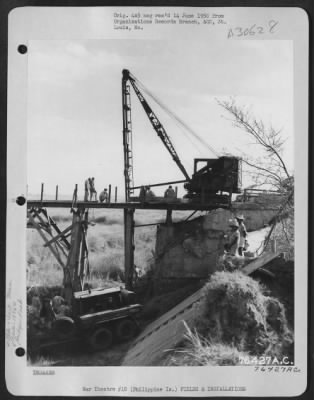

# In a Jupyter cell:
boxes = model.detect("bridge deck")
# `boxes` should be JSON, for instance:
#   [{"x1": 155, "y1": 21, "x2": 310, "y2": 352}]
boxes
[{"x1": 27, "y1": 200, "x2": 228, "y2": 211}]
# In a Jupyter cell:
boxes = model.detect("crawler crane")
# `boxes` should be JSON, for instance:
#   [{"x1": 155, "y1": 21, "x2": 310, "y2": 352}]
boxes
[{"x1": 122, "y1": 69, "x2": 242, "y2": 205}]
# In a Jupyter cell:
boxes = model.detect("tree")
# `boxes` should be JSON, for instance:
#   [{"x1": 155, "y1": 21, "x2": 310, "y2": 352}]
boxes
[
  {"x1": 217, "y1": 98, "x2": 292, "y2": 193},
  {"x1": 217, "y1": 98, "x2": 294, "y2": 255}
]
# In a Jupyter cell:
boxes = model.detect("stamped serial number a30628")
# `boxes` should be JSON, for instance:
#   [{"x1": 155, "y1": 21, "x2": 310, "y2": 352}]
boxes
[
  {"x1": 227, "y1": 20, "x2": 279, "y2": 39},
  {"x1": 239, "y1": 356, "x2": 292, "y2": 365}
]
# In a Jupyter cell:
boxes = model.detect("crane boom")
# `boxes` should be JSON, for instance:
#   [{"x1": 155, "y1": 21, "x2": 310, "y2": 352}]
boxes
[{"x1": 122, "y1": 69, "x2": 190, "y2": 201}]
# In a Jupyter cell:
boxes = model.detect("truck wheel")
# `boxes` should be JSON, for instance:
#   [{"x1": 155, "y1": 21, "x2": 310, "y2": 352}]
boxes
[
  {"x1": 116, "y1": 319, "x2": 138, "y2": 341},
  {"x1": 88, "y1": 327, "x2": 113, "y2": 351}
]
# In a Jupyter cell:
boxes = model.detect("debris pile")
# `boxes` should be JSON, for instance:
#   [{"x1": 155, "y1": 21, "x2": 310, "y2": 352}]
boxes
[{"x1": 167, "y1": 271, "x2": 293, "y2": 365}]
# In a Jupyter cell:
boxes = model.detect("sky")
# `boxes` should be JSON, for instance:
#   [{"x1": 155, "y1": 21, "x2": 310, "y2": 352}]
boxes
[{"x1": 27, "y1": 39, "x2": 293, "y2": 198}]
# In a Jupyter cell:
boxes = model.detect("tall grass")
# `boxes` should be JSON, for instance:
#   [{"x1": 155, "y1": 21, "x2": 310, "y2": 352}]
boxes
[
  {"x1": 27, "y1": 209, "x2": 163, "y2": 287},
  {"x1": 166, "y1": 322, "x2": 250, "y2": 366}
]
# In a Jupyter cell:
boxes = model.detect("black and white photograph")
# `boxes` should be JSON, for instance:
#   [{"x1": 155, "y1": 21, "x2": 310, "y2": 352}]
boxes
[{"x1": 5, "y1": 6, "x2": 309, "y2": 397}]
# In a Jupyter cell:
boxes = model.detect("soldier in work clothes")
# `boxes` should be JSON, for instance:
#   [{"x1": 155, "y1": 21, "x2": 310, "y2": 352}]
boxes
[
  {"x1": 145, "y1": 186, "x2": 155, "y2": 201},
  {"x1": 139, "y1": 186, "x2": 146, "y2": 203},
  {"x1": 99, "y1": 188, "x2": 108, "y2": 203},
  {"x1": 236, "y1": 214, "x2": 247, "y2": 256},
  {"x1": 89, "y1": 177, "x2": 97, "y2": 201},
  {"x1": 224, "y1": 219, "x2": 240, "y2": 256},
  {"x1": 164, "y1": 185, "x2": 176, "y2": 199},
  {"x1": 84, "y1": 177, "x2": 90, "y2": 201}
]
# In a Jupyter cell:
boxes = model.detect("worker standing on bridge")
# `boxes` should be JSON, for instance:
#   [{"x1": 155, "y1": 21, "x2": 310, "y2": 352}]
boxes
[
  {"x1": 164, "y1": 185, "x2": 176, "y2": 199},
  {"x1": 84, "y1": 177, "x2": 90, "y2": 201},
  {"x1": 224, "y1": 219, "x2": 240, "y2": 256},
  {"x1": 236, "y1": 214, "x2": 247, "y2": 256},
  {"x1": 99, "y1": 188, "x2": 108, "y2": 203},
  {"x1": 89, "y1": 177, "x2": 97, "y2": 201},
  {"x1": 145, "y1": 186, "x2": 155, "y2": 201},
  {"x1": 139, "y1": 186, "x2": 146, "y2": 203}
]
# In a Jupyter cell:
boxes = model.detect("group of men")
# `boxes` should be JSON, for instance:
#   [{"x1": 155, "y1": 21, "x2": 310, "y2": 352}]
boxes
[
  {"x1": 84, "y1": 177, "x2": 109, "y2": 203},
  {"x1": 138, "y1": 185, "x2": 176, "y2": 203},
  {"x1": 84, "y1": 177, "x2": 97, "y2": 201},
  {"x1": 224, "y1": 214, "x2": 248, "y2": 257},
  {"x1": 139, "y1": 186, "x2": 155, "y2": 202}
]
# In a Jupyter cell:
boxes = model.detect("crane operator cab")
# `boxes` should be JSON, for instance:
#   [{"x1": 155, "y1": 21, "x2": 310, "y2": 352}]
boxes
[{"x1": 184, "y1": 156, "x2": 242, "y2": 205}]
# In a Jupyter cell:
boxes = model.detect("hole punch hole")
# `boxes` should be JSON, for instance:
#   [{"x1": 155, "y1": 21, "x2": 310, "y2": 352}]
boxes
[
  {"x1": 16, "y1": 196, "x2": 26, "y2": 206},
  {"x1": 15, "y1": 347, "x2": 25, "y2": 357},
  {"x1": 17, "y1": 44, "x2": 27, "y2": 54}
]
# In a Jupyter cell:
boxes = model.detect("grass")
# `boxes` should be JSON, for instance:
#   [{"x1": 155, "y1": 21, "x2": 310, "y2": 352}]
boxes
[
  {"x1": 193, "y1": 271, "x2": 293, "y2": 358},
  {"x1": 166, "y1": 322, "x2": 250, "y2": 366},
  {"x1": 27, "y1": 208, "x2": 193, "y2": 288}
]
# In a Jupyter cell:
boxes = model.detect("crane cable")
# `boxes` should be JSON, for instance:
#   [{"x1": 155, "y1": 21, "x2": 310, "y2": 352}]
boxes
[
  {"x1": 129, "y1": 72, "x2": 200, "y2": 155},
  {"x1": 132, "y1": 74, "x2": 220, "y2": 158}
]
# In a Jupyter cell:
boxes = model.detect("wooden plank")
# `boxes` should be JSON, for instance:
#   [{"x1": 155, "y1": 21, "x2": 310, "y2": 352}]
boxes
[
  {"x1": 131, "y1": 179, "x2": 187, "y2": 190},
  {"x1": 33, "y1": 210, "x2": 69, "y2": 258},
  {"x1": 43, "y1": 224, "x2": 73, "y2": 247},
  {"x1": 27, "y1": 213, "x2": 66, "y2": 268},
  {"x1": 108, "y1": 184, "x2": 112, "y2": 203},
  {"x1": 40, "y1": 183, "x2": 44, "y2": 202},
  {"x1": 26, "y1": 200, "x2": 229, "y2": 211},
  {"x1": 124, "y1": 209, "x2": 135, "y2": 290},
  {"x1": 242, "y1": 252, "x2": 279, "y2": 275},
  {"x1": 48, "y1": 216, "x2": 71, "y2": 250},
  {"x1": 123, "y1": 303, "x2": 197, "y2": 365},
  {"x1": 79, "y1": 304, "x2": 142, "y2": 321},
  {"x1": 133, "y1": 289, "x2": 203, "y2": 344}
]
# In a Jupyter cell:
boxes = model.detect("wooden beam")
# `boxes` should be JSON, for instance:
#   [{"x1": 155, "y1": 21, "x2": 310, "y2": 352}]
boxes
[
  {"x1": 32, "y1": 210, "x2": 69, "y2": 258},
  {"x1": 124, "y1": 208, "x2": 135, "y2": 290},
  {"x1": 27, "y1": 213, "x2": 66, "y2": 268},
  {"x1": 131, "y1": 179, "x2": 187, "y2": 190},
  {"x1": 134, "y1": 222, "x2": 160, "y2": 228},
  {"x1": 40, "y1": 183, "x2": 44, "y2": 202},
  {"x1": 43, "y1": 224, "x2": 73, "y2": 248},
  {"x1": 63, "y1": 210, "x2": 83, "y2": 302},
  {"x1": 166, "y1": 209, "x2": 172, "y2": 225},
  {"x1": 27, "y1": 200, "x2": 229, "y2": 212},
  {"x1": 40, "y1": 208, "x2": 71, "y2": 249},
  {"x1": 108, "y1": 184, "x2": 112, "y2": 203},
  {"x1": 242, "y1": 252, "x2": 280, "y2": 275},
  {"x1": 47, "y1": 217, "x2": 71, "y2": 249}
]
